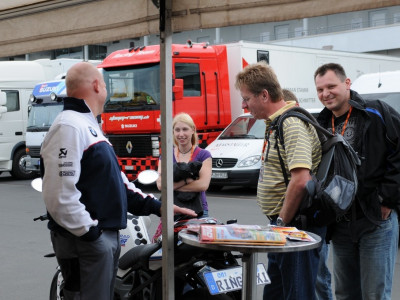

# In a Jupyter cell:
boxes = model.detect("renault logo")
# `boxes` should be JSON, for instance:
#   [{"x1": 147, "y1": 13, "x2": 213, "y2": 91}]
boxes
[
  {"x1": 216, "y1": 159, "x2": 223, "y2": 168},
  {"x1": 126, "y1": 141, "x2": 133, "y2": 154}
]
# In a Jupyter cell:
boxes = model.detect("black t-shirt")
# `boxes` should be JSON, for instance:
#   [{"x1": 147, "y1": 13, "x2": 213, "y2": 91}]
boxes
[{"x1": 328, "y1": 108, "x2": 363, "y2": 154}]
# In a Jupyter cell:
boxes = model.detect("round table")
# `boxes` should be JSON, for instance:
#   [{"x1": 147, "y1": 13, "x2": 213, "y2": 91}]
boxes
[{"x1": 179, "y1": 230, "x2": 322, "y2": 300}]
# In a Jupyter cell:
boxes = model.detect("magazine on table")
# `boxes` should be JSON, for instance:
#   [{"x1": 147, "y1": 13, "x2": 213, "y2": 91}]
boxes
[
  {"x1": 184, "y1": 223, "x2": 316, "y2": 244},
  {"x1": 195, "y1": 224, "x2": 287, "y2": 246},
  {"x1": 270, "y1": 226, "x2": 316, "y2": 242}
]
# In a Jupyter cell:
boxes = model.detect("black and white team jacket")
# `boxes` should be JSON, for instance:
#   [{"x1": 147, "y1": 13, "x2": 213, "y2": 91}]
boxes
[{"x1": 41, "y1": 97, "x2": 161, "y2": 238}]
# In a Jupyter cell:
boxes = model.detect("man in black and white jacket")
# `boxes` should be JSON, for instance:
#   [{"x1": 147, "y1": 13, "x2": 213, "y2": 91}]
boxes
[{"x1": 40, "y1": 62, "x2": 196, "y2": 300}]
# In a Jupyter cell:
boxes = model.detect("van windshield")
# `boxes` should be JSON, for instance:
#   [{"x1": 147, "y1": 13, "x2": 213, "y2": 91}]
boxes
[
  {"x1": 219, "y1": 115, "x2": 266, "y2": 139},
  {"x1": 27, "y1": 103, "x2": 63, "y2": 132},
  {"x1": 360, "y1": 92, "x2": 400, "y2": 114}
]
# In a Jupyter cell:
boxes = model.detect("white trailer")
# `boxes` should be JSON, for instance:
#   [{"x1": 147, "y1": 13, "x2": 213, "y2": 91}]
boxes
[
  {"x1": 351, "y1": 70, "x2": 400, "y2": 114},
  {"x1": 225, "y1": 41, "x2": 400, "y2": 117},
  {"x1": 0, "y1": 59, "x2": 88, "y2": 179},
  {"x1": 209, "y1": 42, "x2": 400, "y2": 188}
]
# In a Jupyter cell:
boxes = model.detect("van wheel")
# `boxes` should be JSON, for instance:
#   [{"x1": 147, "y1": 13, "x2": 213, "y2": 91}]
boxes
[{"x1": 10, "y1": 148, "x2": 36, "y2": 180}]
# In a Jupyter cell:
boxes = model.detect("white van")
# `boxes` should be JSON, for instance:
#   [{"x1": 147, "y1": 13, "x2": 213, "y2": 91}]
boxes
[
  {"x1": 206, "y1": 109, "x2": 321, "y2": 189},
  {"x1": 206, "y1": 113, "x2": 265, "y2": 188},
  {"x1": 351, "y1": 70, "x2": 400, "y2": 113}
]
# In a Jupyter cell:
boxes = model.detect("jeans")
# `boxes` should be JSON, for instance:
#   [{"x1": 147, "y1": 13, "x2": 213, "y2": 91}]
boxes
[
  {"x1": 315, "y1": 241, "x2": 333, "y2": 300},
  {"x1": 263, "y1": 223, "x2": 326, "y2": 300},
  {"x1": 331, "y1": 210, "x2": 399, "y2": 300}
]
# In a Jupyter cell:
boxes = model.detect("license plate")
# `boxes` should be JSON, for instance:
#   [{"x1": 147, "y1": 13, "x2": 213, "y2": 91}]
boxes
[
  {"x1": 203, "y1": 263, "x2": 270, "y2": 295},
  {"x1": 211, "y1": 171, "x2": 228, "y2": 179}
]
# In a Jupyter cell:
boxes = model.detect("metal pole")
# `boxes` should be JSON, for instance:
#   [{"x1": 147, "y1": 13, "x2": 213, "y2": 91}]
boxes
[
  {"x1": 83, "y1": 45, "x2": 89, "y2": 61},
  {"x1": 241, "y1": 253, "x2": 258, "y2": 300},
  {"x1": 159, "y1": 0, "x2": 174, "y2": 299}
]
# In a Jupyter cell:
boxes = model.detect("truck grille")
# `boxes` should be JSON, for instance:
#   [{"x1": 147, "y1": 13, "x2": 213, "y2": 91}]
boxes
[
  {"x1": 27, "y1": 146, "x2": 41, "y2": 157},
  {"x1": 212, "y1": 158, "x2": 238, "y2": 168},
  {"x1": 108, "y1": 135, "x2": 155, "y2": 158}
]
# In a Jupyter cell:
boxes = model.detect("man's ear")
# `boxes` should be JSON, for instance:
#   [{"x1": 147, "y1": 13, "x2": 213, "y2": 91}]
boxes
[
  {"x1": 345, "y1": 78, "x2": 351, "y2": 89},
  {"x1": 262, "y1": 89, "x2": 269, "y2": 102},
  {"x1": 93, "y1": 79, "x2": 99, "y2": 93}
]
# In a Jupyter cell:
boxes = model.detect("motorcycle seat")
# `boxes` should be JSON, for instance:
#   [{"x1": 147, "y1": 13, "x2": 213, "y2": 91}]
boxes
[{"x1": 118, "y1": 242, "x2": 162, "y2": 271}]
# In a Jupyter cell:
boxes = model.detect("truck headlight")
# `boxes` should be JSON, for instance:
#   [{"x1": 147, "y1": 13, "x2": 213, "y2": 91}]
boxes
[
  {"x1": 237, "y1": 155, "x2": 261, "y2": 168},
  {"x1": 151, "y1": 136, "x2": 160, "y2": 157}
]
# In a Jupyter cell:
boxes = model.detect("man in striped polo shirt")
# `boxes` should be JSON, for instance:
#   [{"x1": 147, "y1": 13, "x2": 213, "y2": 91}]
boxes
[{"x1": 235, "y1": 61, "x2": 325, "y2": 300}]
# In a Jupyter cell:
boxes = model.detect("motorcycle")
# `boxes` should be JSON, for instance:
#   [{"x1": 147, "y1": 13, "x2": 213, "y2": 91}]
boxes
[{"x1": 33, "y1": 170, "x2": 249, "y2": 299}]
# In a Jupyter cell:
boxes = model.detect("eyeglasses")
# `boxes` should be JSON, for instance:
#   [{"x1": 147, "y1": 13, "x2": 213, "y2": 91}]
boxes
[{"x1": 242, "y1": 92, "x2": 262, "y2": 103}]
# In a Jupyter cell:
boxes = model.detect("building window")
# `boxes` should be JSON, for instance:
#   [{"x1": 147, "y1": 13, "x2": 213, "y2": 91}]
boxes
[
  {"x1": 369, "y1": 10, "x2": 386, "y2": 27},
  {"x1": 197, "y1": 36, "x2": 210, "y2": 43},
  {"x1": 260, "y1": 32, "x2": 270, "y2": 42},
  {"x1": 89, "y1": 45, "x2": 107, "y2": 60},
  {"x1": 394, "y1": 13, "x2": 400, "y2": 23},
  {"x1": 294, "y1": 27, "x2": 303, "y2": 37},
  {"x1": 351, "y1": 18, "x2": 363, "y2": 29},
  {"x1": 274, "y1": 24, "x2": 289, "y2": 40}
]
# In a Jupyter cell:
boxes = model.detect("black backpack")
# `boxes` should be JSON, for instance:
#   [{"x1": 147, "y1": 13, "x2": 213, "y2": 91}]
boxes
[{"x1": 269, "y1": 106, "x2": 361, "y2": 228}]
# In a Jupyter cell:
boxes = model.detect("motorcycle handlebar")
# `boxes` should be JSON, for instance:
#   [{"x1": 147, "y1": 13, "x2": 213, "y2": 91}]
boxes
[{"x1": 33, "y1": 214, "x2": 49, "y2": 221}]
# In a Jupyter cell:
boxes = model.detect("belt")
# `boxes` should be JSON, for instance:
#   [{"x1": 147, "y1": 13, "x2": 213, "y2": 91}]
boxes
[{"x1": 102, "y1": 229, "x2": 119, "y2": 232}]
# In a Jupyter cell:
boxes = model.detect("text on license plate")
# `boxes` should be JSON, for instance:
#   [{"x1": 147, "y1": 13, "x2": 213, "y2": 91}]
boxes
[
  {"x1": 203, "y1": 263, "x2": 270, "y2": 295},
  {"x1": 211, "y1": 171, "x2": 228, "y2": 179}
]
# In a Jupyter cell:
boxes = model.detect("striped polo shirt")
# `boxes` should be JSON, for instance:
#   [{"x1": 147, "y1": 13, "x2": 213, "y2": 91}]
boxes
[{"x1": 257, "y1": 103, "x2": 321, "y2": 217}]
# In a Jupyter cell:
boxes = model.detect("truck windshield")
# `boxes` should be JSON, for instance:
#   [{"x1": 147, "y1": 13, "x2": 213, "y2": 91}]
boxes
[
  {"x1": 27, "y1": 103, "x2": 63, "y2": 131},
  {"x1": 360, "y1": 92, "x2": 400, "y2": 114},
  {"x1": 103, "y1": 64, "x2": 160, "y2": 112},
  {"x1": 219, "y1": 116, "x2": 266, "y2": 139}
]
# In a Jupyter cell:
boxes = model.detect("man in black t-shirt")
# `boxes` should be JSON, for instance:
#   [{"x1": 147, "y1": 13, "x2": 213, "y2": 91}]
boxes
[{"x1": 314, "y1": 63, "x2": 400, "y2": 300}]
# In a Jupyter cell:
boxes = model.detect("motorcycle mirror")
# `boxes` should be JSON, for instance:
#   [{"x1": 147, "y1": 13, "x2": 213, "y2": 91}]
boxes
[
  {"x1": 31, "y1": 177, "x2": 43, "y2": 192},
  {"x1": 137, "y1": 169, "x2": 159, "y2": 185}
]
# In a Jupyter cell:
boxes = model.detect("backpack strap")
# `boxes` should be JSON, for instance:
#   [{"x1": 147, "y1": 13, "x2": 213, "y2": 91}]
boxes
[
  {"x1": 269, "y1": 107, "x2": 328, "y2": 187},
  {"x1": 366, "y1": 105, "x2": 396, "y2": 152},
  {"x1": 274, "y1": 107, "x2": 333, "y2": 152},
  {"x1": 269, "y1": 106, "x2": 350, "y2": 187},
  {"x1": 366, "y1": 107, "x2": 385, "y2": 125}
]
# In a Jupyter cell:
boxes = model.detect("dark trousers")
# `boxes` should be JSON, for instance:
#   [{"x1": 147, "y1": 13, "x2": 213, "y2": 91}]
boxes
[{"x1": 51, "y1": 230, "x2": 120, "y2": 300}]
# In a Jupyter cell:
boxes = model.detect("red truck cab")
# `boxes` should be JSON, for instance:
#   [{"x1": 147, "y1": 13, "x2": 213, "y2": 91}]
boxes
[{"x1": 98, "y1": 43, "x2": 232, "y2": 180}]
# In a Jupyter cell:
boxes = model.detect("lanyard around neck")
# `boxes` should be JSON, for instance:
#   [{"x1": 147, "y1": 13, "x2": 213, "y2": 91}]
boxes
[
  {"x1": 176, "y1": 145, "x2": 194, "y2": 162},
  {"x1": 332, "y1": 106, "x2": 353, "y2": 135}
]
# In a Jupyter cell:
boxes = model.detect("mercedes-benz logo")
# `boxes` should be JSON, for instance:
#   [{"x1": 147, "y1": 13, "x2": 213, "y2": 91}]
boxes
[{"x1": 216, "y1": 159, "x2": 223, "y2": 168}]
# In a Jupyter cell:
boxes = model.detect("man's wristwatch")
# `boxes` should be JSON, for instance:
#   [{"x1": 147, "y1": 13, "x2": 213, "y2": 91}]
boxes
[{"x1": 277, "y1": 217, "x2": 287, "y2": 227}]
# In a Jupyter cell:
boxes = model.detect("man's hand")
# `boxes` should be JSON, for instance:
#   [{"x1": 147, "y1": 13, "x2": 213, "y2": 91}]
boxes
[
  {"x1": 381, "y1": 205, "x2": 392, "y2": 220},
  {"x1": 173, "y1": 205, "x2": 197, "y2": 217}
]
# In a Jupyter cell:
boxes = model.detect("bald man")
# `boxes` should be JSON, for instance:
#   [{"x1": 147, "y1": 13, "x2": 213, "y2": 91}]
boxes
[{"x1": 40, "y1": 62, "x2": 195, "y2": 299}]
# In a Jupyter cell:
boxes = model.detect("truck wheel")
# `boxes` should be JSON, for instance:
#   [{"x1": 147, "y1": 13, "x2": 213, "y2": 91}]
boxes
[{"x1": 10, "y1": 148, "x2": 36, "y2": 180}]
